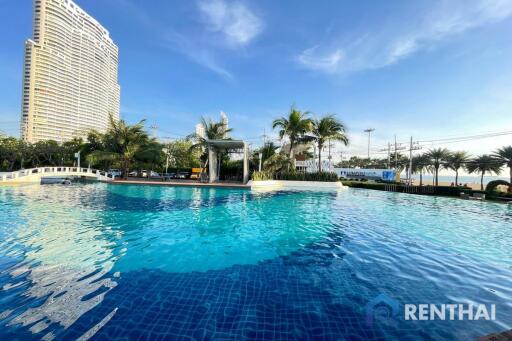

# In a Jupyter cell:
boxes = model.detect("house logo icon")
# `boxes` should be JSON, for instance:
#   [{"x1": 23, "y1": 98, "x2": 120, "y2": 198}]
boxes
[{"x1": 365, "y1": 293, "x2": 400, "y2": 327}]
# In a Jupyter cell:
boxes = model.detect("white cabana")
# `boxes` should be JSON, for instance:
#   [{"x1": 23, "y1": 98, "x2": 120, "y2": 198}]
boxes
[{"x1": 206, "y1": 140, "x2": 249, "y2": 184}]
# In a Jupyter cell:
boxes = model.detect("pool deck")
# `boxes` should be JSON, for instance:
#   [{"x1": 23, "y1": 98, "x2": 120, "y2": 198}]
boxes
[{"x1": 111, "y1": 179, "x2": 250, "y2": 189}]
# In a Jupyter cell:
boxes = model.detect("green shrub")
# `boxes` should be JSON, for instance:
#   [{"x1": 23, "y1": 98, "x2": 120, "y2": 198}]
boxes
[
  {"x1": 485, "y1": 180, "x2": 510, "y2": 193},
  {"x1": 251, "y1": 171, "x2": 274, "y2": 181},
  {"x1": 342, "y1": 181, "x2": 387, "y2": 190},
  {"x1": 342, "y1": 182, "x2": 474, "y2": 196},
  {"x1": 251, "y1": 171, "x2": 339, "y2": 182},
  {"x1": 275, "y1": 171, "x2": 339, "y2": 182}
]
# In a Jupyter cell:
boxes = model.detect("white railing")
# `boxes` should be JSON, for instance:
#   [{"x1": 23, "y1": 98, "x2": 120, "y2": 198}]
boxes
[{"x1": 0, "y1": 167, "x2": 114, "y2": 183}]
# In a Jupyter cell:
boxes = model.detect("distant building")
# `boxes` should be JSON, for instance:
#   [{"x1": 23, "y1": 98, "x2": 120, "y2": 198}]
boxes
[
  {"x1": 195, "y1": 112, "x2": 230, "y2": 140},
  {"x1": 296, "y1": 159, "x2": 335, "y2": 172},
  {"x1": 20, "y1": 0, "x2": 120, "y2": 143},
  {"x1": 195, "y1": 123, "x2": 205, "y2": 139},
  {"x1": 220, "y1": 111, "x2": 229, "y2": 138}
]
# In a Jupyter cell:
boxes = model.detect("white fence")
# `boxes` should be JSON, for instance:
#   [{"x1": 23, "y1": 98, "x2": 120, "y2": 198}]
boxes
[{"x1": 0, "y1": 167, "x2": 114, "y2": 183}]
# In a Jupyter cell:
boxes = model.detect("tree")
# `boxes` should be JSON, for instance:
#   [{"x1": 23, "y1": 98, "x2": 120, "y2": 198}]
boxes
[
  {"x1": 82, "y1": 130, "x2": 106, "y2": 168},
  {"x1": 309, "y1": 115, "x2": 349, "y2": 172},
  {"x1": 412, "y1": 154, "x2": 432, "y2": 186},
  {"x1": 425, "y1": 148, "x2": 451, "y2": 186},
  {"x1": 446, "y1": 151, "x2": 471, "y2": 186},
  {"x1": 0, "y1": 137, "x2": 27, "y2": 171},
  {"x1": 189, "y1": 117, "x2": 233, "y2": 177},
  {"x1": 263, "y1": 154, "x2": 293, "y2": 174},
  {"x1": 366, "y1": 158, "x2": 388, "y2": 169},
  {"x1": 88, "y1": 115, "x2": 153, "y2": 179},
  {"x1": 165, "y1": 139, "x2": 201, "y2": 169},
  {"x1": 252, "y1": 142, "x2": 279, "y2": 170},
  {"x1": 395, "y1": 154, "x2": 410, "y2": 175},
  {"x1": 259, "y1": 142, "x2": 279, "y2": 163},
  {"x1": 32, "y1": 140, "x2": 61, "y2": 166},
  {"x1": 493, "y1": 146, "x2": 512, "y2": 190},
  {"x1": 272, "y1": 107, "x2": 313, "y2": 161},
  {"x1": 485, "y1": 180, "x2": 511, "y2": 193},
  {"x1": 135, "y1": 140, "x2": 166, "y2": 173},
  {"x1": 61, "y1": 138, "x2": 84, "y2": 166},
  {"x1": 345, "y1": 156, "x2": 367, "y2": 168},
  {"x1": 466, "y1": 155, "x2": 502, "y2": 191}
]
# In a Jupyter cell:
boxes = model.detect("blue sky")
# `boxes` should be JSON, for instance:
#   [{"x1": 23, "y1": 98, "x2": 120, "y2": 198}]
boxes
[{"x1": 0, "y1": 0, "x2": 511, "y2": 160}]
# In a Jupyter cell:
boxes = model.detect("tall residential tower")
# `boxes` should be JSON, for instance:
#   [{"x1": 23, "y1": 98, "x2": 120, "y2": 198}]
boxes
[{"x1": 21, "y1": 0, "x2": 120, "y2": 143}]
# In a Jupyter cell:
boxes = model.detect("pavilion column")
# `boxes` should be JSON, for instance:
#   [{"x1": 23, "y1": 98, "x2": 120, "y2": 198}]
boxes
[
  {"x1": 243, "y1": 143, "x2": 249, "y2": 184},
  {"x1": 209, "y1": 147, "x2": 218, "y2": 183}
]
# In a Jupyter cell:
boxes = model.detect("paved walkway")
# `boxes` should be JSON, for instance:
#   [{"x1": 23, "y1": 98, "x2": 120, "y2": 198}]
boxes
[{"x1": 111, "y1": 179, "x2": 250, "y2": 189}]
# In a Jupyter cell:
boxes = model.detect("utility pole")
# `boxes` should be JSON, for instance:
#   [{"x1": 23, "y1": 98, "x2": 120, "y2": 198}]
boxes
[
  {"x1": 409, "y1": 136, "x2": 413, "y2": 183},
  {"x1": 394, "y1": 135, "x2": 398, "y2": 169},
  {"x1": 364, "y1": 128, "x2": 375, "y2": 160},
  {"x1": 164, "y1": 145, "x2": 170, "y2": 174},
  {"x1": 259, "y1": 128, "x2": 268, "y2": 172},
  {"x1": 328, "y1": 138, "x2": 332, "y2": 160},
  {"x1": 327, "y1": 139, "x2": 334, "y2": 171},
  {"x1": 150, "y1": 125, "x2": 158, "y2": 139},
  {"x1": 387, "y1": 143, "x2": 391, "y2": 169},
  {"x1": 262, "y1": 128, "x2": 268, "y2": 146},
  {"x1": 313, "y1": 145, "x2": 317, "y2": 171}
]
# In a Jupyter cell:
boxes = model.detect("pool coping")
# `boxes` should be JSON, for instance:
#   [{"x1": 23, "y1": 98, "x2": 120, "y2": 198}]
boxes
[{"x1": 110, "y1": 180, "x2": 251, "y2": 189}]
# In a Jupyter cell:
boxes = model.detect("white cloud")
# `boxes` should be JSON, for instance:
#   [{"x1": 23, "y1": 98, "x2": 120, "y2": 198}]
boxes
[
  {"x1": 297, "y1": 0, "x2": 512, "y2": 73},
  {"x1": 163, "y1": 29, "x2": 234, "y2": 80},
  {"x1": 297, "y1": 47, "x2": 344, "y2": 73},
  {"x1": 162, "y1": 0, "x2": 263, "y2": 79},
  {"x1": 108, "y1": 0, "x2": 263, "y2": 80},
  {"x1": 198, "y1": 0, "x2": 263, "y2": 47}
]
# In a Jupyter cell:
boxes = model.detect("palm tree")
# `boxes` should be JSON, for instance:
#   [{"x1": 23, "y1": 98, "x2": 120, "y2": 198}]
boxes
[
  {"x1": 88, "y1": 115, "x2": 152, "y2": 179},
  {"x1": 189, "y1": 117, "x2": 233, "y2": 175},
  {"x1": 412, "y1": 154, "x2": 432, "y2": 186},
  {"x1": 493, "y1": 146, "x2": 512, "y2": 187},
  {"x1": 309, "y1": 115, "x2": 348, "y2": 172},
  {"x1": 395, "y1": 154, "x2": 410, "y2": 175},
  {"x1": 263, "y1": 154, "x2": 293, "y2": 174},
  {"x1": 446, "y1": 151, "x2": 471, "y2": 186},
  {"x1": 466, "y1": 155, "x2": 502, "y2": 190},
  {"x1": 253, "y1": 142, "x2": 279, "y2": 168},
  {"x1": 259, "y1": 142, "x2": 279, "y2": 163},
  {"x1": 272, "y1": 107, "x2": 313, "y2": 161},
  {"x1": 425, "y1": 148, "x2": 451, "y2": 186}
]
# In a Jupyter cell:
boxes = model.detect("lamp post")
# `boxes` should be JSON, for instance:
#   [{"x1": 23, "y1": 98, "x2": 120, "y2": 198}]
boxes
[
  {"x1": 162, "y1": 147, "x2": 169, "y2": 174},
  {"x1": 364, "y1": 128, "x2": 375, "y2": 160},
  {"x1": 75, "y1": 151, "x2": 80, "y2": 169}
]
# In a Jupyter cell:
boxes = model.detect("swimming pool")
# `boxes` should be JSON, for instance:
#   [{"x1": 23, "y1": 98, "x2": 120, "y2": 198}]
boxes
[{"x1": 0, "y1": 183, "x2": 511, "y2": 340}]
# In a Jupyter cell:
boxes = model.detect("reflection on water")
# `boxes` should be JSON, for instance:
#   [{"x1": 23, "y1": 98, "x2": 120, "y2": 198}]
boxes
[
  {"x1": 0, "y1": 184, "x2": 121, "y2": 338},
  {"x1": 0, "y1": 183, "x2": 341, "y2": 338}
]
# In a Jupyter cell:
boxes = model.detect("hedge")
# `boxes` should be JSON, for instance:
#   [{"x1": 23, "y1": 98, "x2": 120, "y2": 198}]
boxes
[
  {"x1": 251, "y1": 171, "x2": 339, "y2": 182},
  {"x1": 342, "y1": 181, "x2": 474, "y2": 197}
]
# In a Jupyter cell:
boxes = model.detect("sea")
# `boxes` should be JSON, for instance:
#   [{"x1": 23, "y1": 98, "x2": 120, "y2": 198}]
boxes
[{"x1": 410, "y1": 174, "x2": 509, "y2": 186}]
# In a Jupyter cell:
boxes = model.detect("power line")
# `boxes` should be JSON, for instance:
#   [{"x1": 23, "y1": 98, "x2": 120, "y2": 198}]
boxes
[{"x1": 371, "y1": 130, "x2": 512, "y2": 150}]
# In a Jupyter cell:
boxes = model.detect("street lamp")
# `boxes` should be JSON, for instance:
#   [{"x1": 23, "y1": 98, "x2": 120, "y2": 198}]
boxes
[{"x1": 364, "y1": 128, "x2": 375, "y2": 160}]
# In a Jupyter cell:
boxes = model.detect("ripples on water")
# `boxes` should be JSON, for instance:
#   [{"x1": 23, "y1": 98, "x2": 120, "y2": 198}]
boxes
[{"x1": 0, "y1": 183, "x2": 511, "y2": 340}]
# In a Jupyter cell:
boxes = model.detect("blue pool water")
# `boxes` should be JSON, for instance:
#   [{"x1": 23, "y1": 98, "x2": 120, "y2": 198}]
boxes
[{"x1": 0, "y1": 183, "x2": 511, "y2": 340}]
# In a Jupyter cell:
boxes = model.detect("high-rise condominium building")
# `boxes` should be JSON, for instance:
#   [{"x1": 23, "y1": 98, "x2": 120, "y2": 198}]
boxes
[{"x1": 21, "y1": 0, "x2": 120, "y2": 143}]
